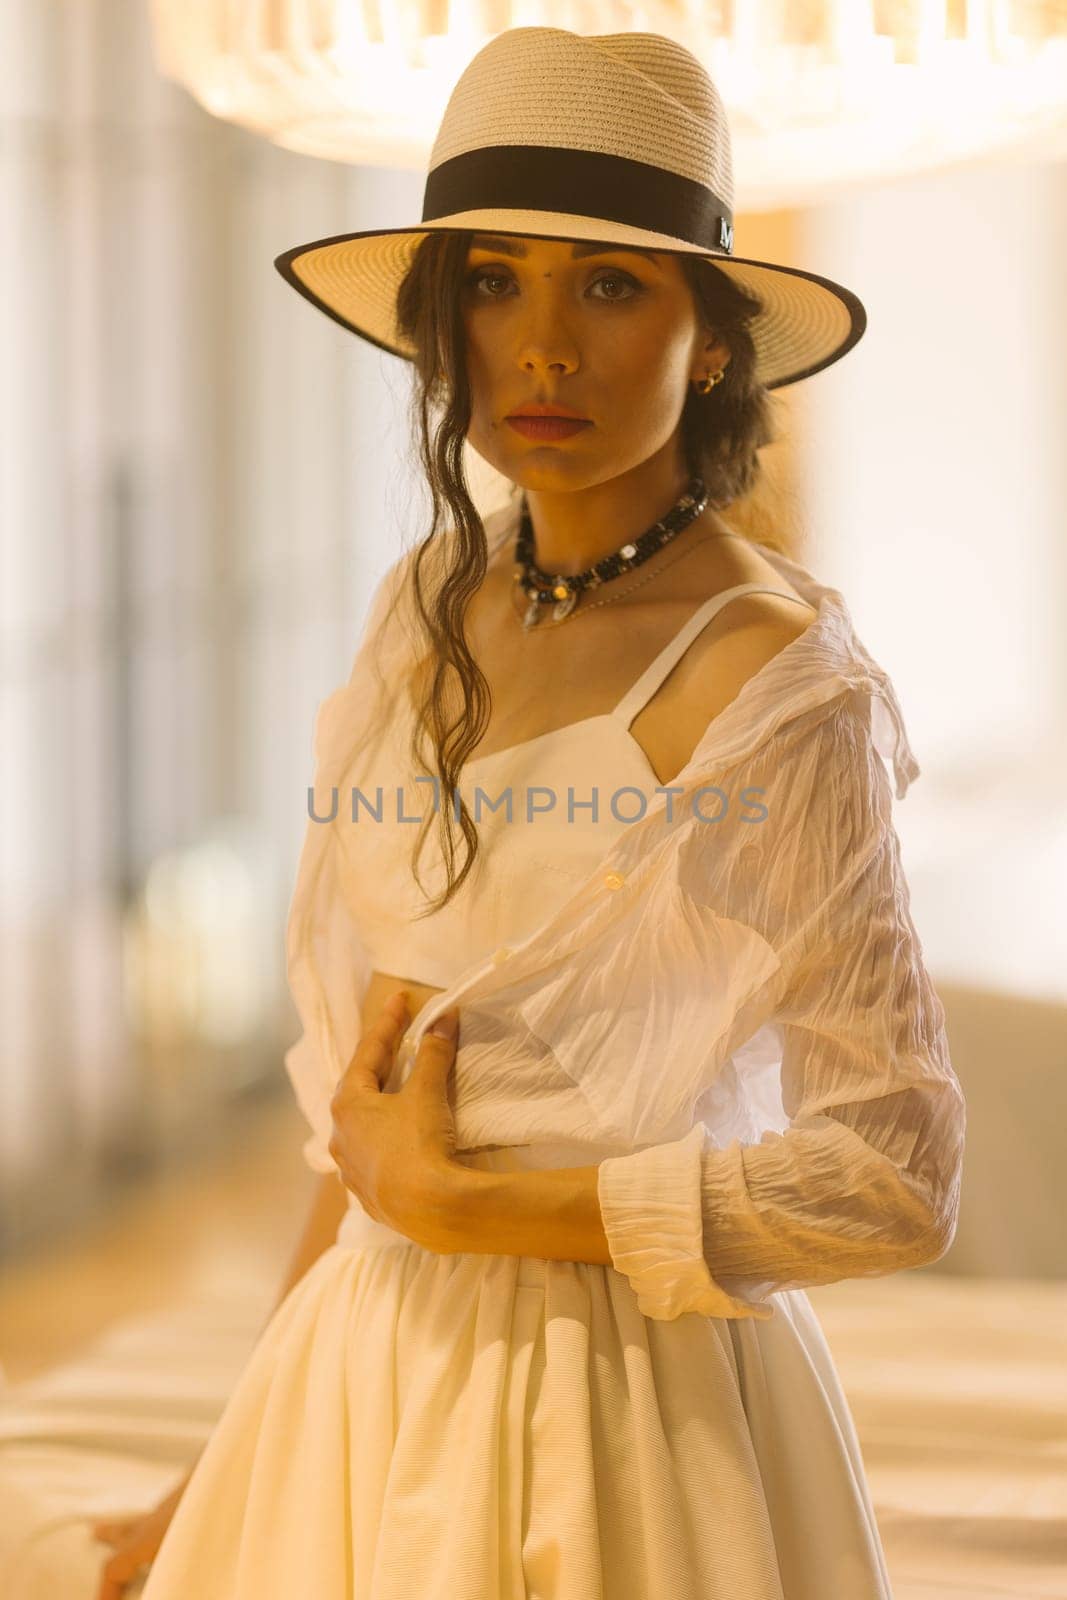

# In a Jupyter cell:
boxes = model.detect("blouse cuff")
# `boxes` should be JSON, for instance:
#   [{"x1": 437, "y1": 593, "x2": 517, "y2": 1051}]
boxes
[
  {"x1": 284, "y1": 1035, "x2": 340, "y2": 1176},
  {"x1": 597, "y1": 1125, "x2": 776, "y2": 1322}
]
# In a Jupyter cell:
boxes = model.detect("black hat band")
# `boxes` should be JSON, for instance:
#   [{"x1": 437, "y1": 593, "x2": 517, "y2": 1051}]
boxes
[{"x1": 421, "y1": 144, "x2": 734, "y2": 256}]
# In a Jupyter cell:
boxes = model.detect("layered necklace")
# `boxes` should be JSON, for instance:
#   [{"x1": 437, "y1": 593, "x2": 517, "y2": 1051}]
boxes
[{"x1": 511, "y1": 476, "x2": 710, "y2": 631}]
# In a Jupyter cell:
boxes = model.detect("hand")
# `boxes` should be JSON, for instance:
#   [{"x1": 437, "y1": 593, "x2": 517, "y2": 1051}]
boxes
[
  {"x1": 90, "y1": 1475, "x2": 189, "y2": 1598},
  {"x1": 328, "y1": 992, "x2": 464, "y2": 1252}
]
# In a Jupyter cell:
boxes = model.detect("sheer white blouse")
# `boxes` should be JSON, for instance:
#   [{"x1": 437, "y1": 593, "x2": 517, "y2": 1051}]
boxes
[{"x1": 283, "y1": 517, "x2": 966, "y2": 1324}]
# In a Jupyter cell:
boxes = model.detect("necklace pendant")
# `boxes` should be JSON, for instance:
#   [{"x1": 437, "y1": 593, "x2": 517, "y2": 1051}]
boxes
[
  {"x1": 522, "y1": 594, "x2": 543, "y2": 629},
  {"x1": 551, "y1": 589, "x2": 578, "y2": 622}
]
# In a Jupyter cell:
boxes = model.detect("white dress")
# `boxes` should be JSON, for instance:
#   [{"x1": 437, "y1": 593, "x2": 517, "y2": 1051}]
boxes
[{"x1": 140, "y1": 561, "x2": 897, "y2": 1599}]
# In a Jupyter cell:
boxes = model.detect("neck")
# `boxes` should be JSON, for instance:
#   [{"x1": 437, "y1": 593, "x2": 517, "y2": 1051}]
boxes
[{"x1": 521, "y1": 454, "x2": 694, "y2": 577}]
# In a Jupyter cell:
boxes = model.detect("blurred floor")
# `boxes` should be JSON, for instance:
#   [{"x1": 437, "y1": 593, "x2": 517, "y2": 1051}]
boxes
[{"x1": 0, "y1": 1093, "x2": 315, "y2": 1386}]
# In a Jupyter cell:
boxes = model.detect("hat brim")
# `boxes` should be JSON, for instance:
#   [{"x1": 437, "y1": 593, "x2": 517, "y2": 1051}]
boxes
[{"x1": 274, "y1": 209, "x2": 866, "y2": 391}]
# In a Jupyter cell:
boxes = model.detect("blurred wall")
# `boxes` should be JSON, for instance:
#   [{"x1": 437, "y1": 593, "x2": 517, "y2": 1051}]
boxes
[
  {"x1": 0, "y1": 4, "x2": 426, "y2": 1249},
  {"x1": 799, "y1": 161, "x2": 1067, "y2": 1278},
  {"x1": 803, "y1": 158, "x2": 1067, "y2": 1005}
]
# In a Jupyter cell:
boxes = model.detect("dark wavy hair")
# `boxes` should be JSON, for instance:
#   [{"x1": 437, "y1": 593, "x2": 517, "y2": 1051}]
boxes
[{"x1": 367, "y1": 229, "x2": 792, "y2": 916}]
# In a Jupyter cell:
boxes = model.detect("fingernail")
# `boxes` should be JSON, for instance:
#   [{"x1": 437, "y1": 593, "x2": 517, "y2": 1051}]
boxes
[{"x1": 427, "y1": 1008, "x2": 458, "y2": 1040}]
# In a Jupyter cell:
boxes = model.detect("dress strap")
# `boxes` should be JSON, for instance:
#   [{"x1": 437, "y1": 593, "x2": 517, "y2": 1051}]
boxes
[{"x1": 611, "y1": 583, "x2": 809, "y2": 729}]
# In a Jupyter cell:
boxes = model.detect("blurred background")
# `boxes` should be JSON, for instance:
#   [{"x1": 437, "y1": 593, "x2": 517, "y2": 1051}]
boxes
[{"x1": 0, "y1": 3, "x2": 1065, "y2": 1595}]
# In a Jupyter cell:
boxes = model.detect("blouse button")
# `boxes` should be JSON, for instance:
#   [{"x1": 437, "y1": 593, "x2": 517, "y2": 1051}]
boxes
[
  {"x1": 603, "y1": 870, "x2": 626, "y2": 890},
  {"x1": 491, "y1": 946, "x2": 512, "y2": 965}
]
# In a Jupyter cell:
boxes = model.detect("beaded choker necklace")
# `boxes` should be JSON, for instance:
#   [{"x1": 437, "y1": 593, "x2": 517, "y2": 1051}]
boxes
[{"x1": 512, "y1": 476, "x2": 709, "y2": 630}]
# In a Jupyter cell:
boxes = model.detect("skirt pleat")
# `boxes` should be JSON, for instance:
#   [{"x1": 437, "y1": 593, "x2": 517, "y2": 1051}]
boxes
[{"x1": 141, "y1": 1240, "x2": 891, "y2": 1600}]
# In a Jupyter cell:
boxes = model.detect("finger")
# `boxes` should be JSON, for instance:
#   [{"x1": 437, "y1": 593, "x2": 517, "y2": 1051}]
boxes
[
  {"x1": 426, "y1": 1006, "x2": 458, "y2": 1043},
  {"x1": 408, "y1": 1009, "x2": 459, "y2": 1089},
  {"x1": 111, "y1": 1535, "x2": 152, "y2": 1578},
  {"x1": 339, "y1": 995, "x2": 411, "y2": 1095},
  {"x1": 92, "y1": 1518, "x2": 137, "y2": 1545},
  {"x1": 100, "y1": 1542, "x2": 152, "y2": 1596},
  {"x1": 368, "y1": 991, "x2": 410, "y2": 1051},
  {"x1": 385, "y1": 988, "x2": 411, "y2": 1020},
  {"x1": 98, "y1": 1563, "x2": 133, "y2": 1600},
  {"x1": 99, "y1": 1566, "x2": 147, "y2": 1600}
]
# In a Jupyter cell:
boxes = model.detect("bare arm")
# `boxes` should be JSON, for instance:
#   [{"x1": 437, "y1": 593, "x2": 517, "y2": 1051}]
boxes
[
  {"x1": 266, "y1": 1168, "x2": 351, "y2": 1322},
  {"x1": 449, "y1": 1163, "x2": 613, "y2": 1264}
]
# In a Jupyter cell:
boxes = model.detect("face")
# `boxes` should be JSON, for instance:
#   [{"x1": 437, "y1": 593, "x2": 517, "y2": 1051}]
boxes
[{"x1": 458, "y1": 233, "x2": 729, "y2": 492}]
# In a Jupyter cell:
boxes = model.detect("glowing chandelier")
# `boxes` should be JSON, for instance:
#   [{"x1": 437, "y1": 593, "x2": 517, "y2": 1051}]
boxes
[{"x1": 150, "y1": 2, "x2": 1067, "y2": 206}]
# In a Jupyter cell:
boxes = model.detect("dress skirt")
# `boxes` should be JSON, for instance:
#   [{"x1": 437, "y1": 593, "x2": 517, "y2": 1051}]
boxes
[{"x1": 140, "y1": 1160, "x2": 894, "y2": 1600}]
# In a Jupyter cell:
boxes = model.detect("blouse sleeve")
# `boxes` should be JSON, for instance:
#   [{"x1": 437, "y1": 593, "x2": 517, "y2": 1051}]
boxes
[
  {"x1": 282, "y1": 550, "x2": 413, "y2": 1173},
  {"x1": 596, "y1": 690, "x2": 967, "y2": 1321}
]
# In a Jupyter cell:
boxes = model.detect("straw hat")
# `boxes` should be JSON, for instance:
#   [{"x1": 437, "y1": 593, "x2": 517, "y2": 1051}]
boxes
[{"x1": 274, "y1": 27, "x2": 866, "y2": 390}]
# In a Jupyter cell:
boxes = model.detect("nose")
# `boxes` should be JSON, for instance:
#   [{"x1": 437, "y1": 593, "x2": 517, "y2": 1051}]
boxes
[{"x1": 511, "y1": 281, "x2": 580, "y2": 380}]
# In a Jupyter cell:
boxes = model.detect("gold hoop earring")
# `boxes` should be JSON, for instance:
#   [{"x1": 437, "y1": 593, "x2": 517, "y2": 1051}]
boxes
[{"x1": 693, "y1": 367, "x2": 727, "y2": 395}]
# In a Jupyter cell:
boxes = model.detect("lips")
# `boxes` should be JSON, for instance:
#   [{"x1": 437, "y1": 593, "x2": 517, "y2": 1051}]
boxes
[
  {"x1": 506, "y1": 416, "x2": 592, "y2": 441},
  {"x1": 507, "y1": 406, "x2": 589, "y2": 420}
]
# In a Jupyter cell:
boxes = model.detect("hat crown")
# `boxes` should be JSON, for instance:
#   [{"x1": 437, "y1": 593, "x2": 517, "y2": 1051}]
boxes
[{"x1": 428, "y1": 27, "x2": 734, "y2": 214}]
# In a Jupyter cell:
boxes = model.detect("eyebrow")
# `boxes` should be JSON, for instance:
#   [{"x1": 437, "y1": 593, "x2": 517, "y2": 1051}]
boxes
[{"x1": 468, "y1": 234, "x2": 663, "y2": 268}]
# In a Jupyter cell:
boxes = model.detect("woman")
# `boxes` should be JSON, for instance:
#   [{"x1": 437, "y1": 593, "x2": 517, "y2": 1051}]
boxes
[{"x1": 97, "y1": 26, "x2": 965, "y2": 1600}]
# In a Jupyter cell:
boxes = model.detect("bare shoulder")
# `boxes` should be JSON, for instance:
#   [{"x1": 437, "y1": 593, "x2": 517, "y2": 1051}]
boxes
[
  {"x1": 696, "y1": 541, "x2": 817, "y2": 706},
  {"x1": 697, "y1": 595, "x2": 815, "y2": 722},
  {"x1": 694, "y1": 582, "x2": 816, "y2": 708},
  {"x1": 689, "y1": 528, "x2": 818, "y2": 635},
  {"x1": 711, "y1": 586, "x2": 818, "y2": 646},
  {"x1": 632, "y1": 535, "x2": 820, "y2": 781}
]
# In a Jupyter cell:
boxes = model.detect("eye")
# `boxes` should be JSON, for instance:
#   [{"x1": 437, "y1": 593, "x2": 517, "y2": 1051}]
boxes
[
  {"x1": 465, "y1": 266, "x2": 513, "y2": 297},
  {"x1": 589, "y1": 271, "x2": 641, "y2": 301},
  {"x1": 464, "y1": 265, "x2": 643, "y2": 302}
]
